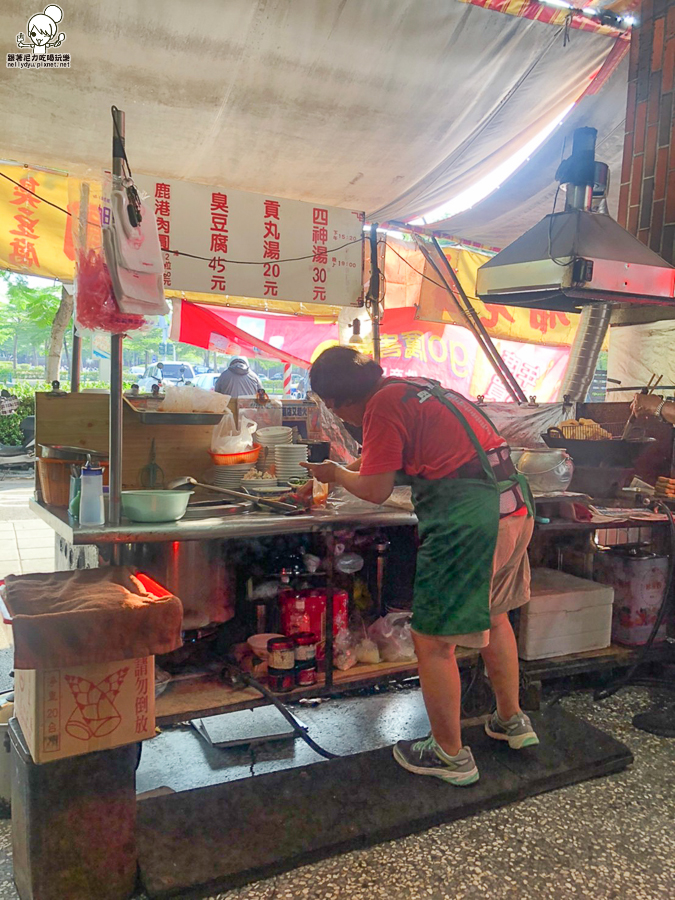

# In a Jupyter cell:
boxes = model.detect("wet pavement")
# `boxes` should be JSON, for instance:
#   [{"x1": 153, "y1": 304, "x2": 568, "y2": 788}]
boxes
[{"x1": 0, "y1": 685, "x2": 672, "y2": 899}]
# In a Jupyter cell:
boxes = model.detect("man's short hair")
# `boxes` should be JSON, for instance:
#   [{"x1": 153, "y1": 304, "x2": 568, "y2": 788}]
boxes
[{"x1": 310, "y1": 346, "x2": 383, "y2": 406}]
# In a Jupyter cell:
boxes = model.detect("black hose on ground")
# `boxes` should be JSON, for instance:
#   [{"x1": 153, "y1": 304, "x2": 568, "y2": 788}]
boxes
[{"x1": 237, "y1": 671, "x2": 340, "y2": 760}]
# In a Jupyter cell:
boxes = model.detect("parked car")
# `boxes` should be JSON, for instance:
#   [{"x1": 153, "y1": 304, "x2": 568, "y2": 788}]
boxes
[
  {"x1": 137, "y1": 362, "x2": 196, "y2": 392},
  {"x1": 129, "y1": 365, "x2": 146, "y2": 377},
  {"x1": 290, "y1": 375, "x2": 308, "y2": 398},
  {"x1": 194, "y1": 372, "x2": 221, "y2": 392},
  {"x1": 193, "y1": 365, "x2": 213, "y2": 375}
]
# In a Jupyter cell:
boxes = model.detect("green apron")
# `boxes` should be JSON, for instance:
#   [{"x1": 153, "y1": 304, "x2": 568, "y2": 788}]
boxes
[{"x1": 390, "y1": 381, "x2": 533, "y2": 637}]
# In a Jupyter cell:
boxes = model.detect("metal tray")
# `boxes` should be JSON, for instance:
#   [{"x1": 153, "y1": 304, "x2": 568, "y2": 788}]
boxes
[
  {"x1": 124, "y1": 397, "x2": 225, "y2": 425},
  {"x1": 183, "y1": 500, "x2": 253, "y2": 518},
  {"x1": 135, "y1": 411, "x2": 225, "y2": 426}
]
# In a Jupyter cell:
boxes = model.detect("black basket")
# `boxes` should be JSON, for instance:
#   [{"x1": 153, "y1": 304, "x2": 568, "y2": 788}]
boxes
[{"x1": 542, "y1": 427, "x2": 654, "y2": 468}]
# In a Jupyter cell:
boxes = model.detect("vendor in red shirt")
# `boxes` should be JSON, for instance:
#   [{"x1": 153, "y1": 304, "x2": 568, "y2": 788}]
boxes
[{"x1": 301, "y1": 346, "x2": 538, "y2": 786}]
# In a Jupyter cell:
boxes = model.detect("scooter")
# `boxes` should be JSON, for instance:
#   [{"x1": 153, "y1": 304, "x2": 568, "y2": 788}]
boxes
[{"x1": 0, "y1": 416, "x2": 35, "y2": 468}]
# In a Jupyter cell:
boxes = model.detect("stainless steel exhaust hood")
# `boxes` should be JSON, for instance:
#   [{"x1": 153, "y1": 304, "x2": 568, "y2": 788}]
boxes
[{"x1": 476, "y1": 128, "x2": 675, "y2": 313}]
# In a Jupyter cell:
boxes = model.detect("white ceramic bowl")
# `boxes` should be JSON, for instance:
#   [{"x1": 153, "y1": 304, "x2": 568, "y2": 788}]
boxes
[
  {"x1": 247, "y1": 633, "x2": 284, "y2": 661},
  {"x1": 257, "y1": 427, "x2": 293, "y2": 445}
]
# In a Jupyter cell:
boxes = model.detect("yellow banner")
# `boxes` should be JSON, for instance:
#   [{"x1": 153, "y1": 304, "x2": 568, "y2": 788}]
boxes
[
  {"x1": 0, "y1": 164, "x2": 78, "y2": 281},
  {"x1": 418, "y1": 246, "x2": 581, "y2": 348}
]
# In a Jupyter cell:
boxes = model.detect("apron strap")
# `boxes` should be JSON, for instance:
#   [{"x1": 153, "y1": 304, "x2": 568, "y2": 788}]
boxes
[{"x1": 384, "y1": 378, "x2": 498, "y2": 485}]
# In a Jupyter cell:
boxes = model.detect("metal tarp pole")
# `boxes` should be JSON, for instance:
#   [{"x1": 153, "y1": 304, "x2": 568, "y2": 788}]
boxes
[
  {"x1": 429, "y1": 235, "x2": 527, "y2": 403},
  {"x1": 109, "y1": 107, "x2": 125, "y2": 526},
  {"x1": 414, "y1": 235, "x2": 527, "y2": 403}
]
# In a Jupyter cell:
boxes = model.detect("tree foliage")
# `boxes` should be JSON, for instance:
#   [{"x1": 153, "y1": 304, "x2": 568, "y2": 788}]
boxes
[{"x1": 0, "y1": 272, "x2": 63, "y2": 369}]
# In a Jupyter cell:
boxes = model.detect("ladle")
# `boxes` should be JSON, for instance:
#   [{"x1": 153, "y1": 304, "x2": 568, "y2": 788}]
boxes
[{"x1": 168, "y1": 476, "x2": 301, "y2": 514}]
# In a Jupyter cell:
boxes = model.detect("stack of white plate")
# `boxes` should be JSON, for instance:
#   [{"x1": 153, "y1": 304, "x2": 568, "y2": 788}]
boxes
[
  {"x1": 274, "y1": 444, "x2": 309, "y2": 481},
  {"x1": 257, "y1": 426, "x2": 293, "y2": 446},
  {"x1": 205, "y1": 463, "x2": 252, "y2": 491},
  {"x1": 257, "y1": 426, "x2": 293, "y2": 472}
]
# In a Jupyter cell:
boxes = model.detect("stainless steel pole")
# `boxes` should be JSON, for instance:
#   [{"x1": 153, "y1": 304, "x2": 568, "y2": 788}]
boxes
[
  {"x1": 367, "y1": 223, "x2": 381, "y2": 363},
  {"x1": 109, "y1": 107, "x2": 125, "y2": 526},
  {"x1": 71, "y1": 182, "x2": 89, "y2": 394}
]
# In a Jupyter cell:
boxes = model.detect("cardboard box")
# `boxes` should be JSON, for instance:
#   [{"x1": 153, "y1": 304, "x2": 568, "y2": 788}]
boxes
[{"x1": 14, "y1": 656, "x2": 155, "y2": 764}]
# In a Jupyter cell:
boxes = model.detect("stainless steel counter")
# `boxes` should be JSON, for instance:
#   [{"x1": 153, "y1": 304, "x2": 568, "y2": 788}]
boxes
[{"x1": 29, "y1": 499, "x2": 417, "y2": 544}]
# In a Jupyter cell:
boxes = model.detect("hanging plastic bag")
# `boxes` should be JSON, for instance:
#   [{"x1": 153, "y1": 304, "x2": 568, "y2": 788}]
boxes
[
  {"x1": 368, "y1": 612, "x2": 417, "y2": 662},
  {"x1": 333, "y1": 627, "x2": 358, "y2": 671},
  {"x1": 335, "y1": 551, "x2": 364, "y2": 574},
  {"x1": 211, "y1": 414, "x2": 257, "y2": 454},
  {"x1": 75, "y1": 248, "x2": 147, "y2": 334},
  {"x1": 237, "y1": 391, "x2": 283, "y2": 430}
]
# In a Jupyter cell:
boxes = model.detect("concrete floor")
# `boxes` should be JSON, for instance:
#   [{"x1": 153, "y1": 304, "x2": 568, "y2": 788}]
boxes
[
  {"x1": 0, "y1": 685, "x2": 672, "y2": 899},
  {"x1": 0, "y1": 474, "x2": 55, "y2": 578}
]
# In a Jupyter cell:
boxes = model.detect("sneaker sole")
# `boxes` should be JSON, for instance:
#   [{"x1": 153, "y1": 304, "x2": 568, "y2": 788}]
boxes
[
  {"x1": 484, "y1": 724, "x2": 540, "y2": 750},
  {"x1": 392, "y1": 745, "x2": 480, "y2": 786}
]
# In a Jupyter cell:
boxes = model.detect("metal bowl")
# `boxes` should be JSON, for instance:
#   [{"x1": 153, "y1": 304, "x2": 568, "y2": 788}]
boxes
[{"x1": 516, "y1": 448, "x2": 574, "y2": 493}]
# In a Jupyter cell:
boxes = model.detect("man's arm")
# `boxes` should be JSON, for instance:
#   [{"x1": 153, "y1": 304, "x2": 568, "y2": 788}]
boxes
[{"x1": 633, "y1": 393, "x2": 675, "y2": 424}]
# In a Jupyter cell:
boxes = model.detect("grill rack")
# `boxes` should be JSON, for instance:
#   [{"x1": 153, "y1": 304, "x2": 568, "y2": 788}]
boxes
[{"x1": 551, "y1": 421, "x2": 648, "y2": 441}]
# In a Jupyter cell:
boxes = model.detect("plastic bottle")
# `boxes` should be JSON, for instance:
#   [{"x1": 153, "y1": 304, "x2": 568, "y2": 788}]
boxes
[{"x1": 78, "y1": 464, "x2": 105, "y2": 525}]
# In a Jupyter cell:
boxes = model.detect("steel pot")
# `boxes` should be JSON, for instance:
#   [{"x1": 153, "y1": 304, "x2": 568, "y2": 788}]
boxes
[
  {"x1": 119, "y1": 539, "x2": 235, "y2": 631},
  {"x1": 516, "y1": 447, "x2": 574, "y2": 493}
]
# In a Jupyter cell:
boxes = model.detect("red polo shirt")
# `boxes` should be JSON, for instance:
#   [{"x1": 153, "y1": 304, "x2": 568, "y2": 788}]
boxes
[{"x1": 359, "y1": 380, "x2": 506, "y2": 480}]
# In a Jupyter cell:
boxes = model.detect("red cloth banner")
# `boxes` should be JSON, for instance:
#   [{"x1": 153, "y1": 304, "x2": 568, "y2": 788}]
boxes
[
  {"x1": 172, "y1": 300, "x2": 569, "y2": 401},
  {"x1": 171, "y1": 300, "x2": 338, "y2": 368}
]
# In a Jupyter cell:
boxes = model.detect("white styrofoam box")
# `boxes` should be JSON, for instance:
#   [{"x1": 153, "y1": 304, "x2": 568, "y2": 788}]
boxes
[{"x1": 518, "y1": 568, "x2": 614, "y2": 661}]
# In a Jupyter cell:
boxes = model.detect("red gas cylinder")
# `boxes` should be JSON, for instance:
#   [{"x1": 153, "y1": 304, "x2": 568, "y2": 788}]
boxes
[{"x1": 280, "y1": 588, "x2": 349, "y2": 642}]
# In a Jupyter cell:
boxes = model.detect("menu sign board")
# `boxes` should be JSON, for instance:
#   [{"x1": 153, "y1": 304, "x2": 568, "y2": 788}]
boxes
[{"x1": 134, "y1": 176, "x2": 364, "y2": 307}]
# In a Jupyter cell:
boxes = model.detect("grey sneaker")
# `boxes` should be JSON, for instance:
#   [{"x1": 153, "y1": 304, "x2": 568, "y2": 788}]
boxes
[
  {"x1": 485, "y1": 711, "x2": 539, "y2": 749},
  {"x1": 393, "y1": 736, "x2": 479, "y2": 786}
]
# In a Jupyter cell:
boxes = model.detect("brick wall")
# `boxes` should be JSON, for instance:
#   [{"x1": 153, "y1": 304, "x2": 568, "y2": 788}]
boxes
[
  {"x1": 614, "y1": 0, "x2": 675, "y2": 325},
  {"x1": 618, "y1": 0, "x2": 675, "y2": 260}
]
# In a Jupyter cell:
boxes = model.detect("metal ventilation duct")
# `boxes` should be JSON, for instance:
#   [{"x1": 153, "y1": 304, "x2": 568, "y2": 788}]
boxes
[{"x1": 557, "y1": 302, "x2": 612, "y2": 401}]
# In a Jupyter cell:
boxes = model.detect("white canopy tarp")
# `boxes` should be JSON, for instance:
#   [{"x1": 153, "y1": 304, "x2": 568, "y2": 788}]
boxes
[
  {"x1": 430, "y1": 51, "x2": 628, "y2": 247},
  {"x1": 0, "y1": 0, "x2": 617, "y2": 222},
  {"x1": 608, "y1": 320, "x2": 675, "y2": 392}
]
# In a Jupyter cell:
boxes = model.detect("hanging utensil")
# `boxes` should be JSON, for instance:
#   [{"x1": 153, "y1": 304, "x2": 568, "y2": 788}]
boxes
[{"x1": 139, "y1": 438, "x2": 165, "y2": 488}]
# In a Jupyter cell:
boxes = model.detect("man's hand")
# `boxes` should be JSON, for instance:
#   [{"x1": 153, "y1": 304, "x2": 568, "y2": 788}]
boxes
[
  {"x1": 300, "y1": 460, "x2": 338, "y2": 483},
  {"x1": 631, "y1": 393, "x2": 662, "y2": 419}
]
